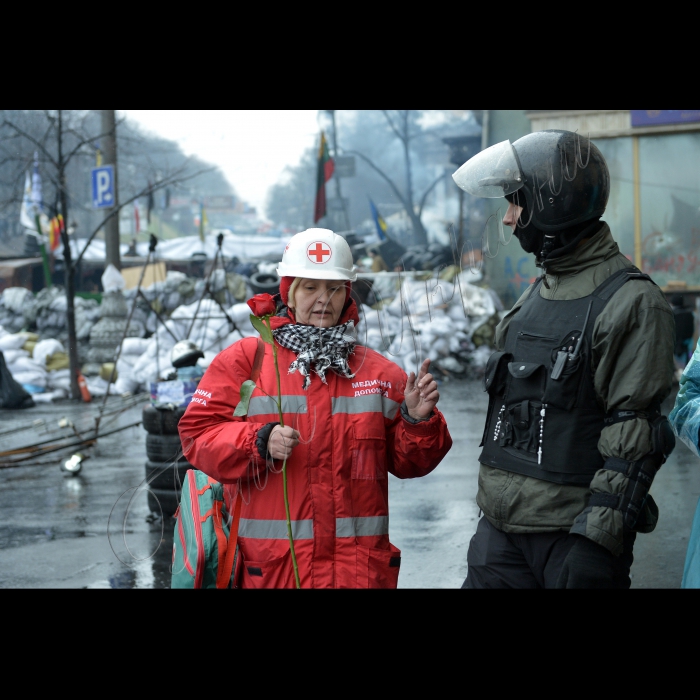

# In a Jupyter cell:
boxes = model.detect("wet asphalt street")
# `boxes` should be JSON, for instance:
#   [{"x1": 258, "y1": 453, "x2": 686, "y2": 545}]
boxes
[{"x1": 0, "y1": 379, "x2": 698, "y2": 589}]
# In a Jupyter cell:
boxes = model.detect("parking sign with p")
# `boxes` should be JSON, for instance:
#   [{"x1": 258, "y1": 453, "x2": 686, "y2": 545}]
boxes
[{"x1": 92, "y1": 165, "x2": 115, "y2": 209}]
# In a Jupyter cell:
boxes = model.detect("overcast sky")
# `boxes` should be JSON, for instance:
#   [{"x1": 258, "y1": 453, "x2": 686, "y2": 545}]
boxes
[{"x1": 119, "y1": 110, "x2": 321, "y2": 215}]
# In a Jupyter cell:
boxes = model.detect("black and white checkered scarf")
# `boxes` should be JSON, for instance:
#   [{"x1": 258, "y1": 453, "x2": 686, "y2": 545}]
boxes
[{"x1": 272, "y1": 321, "x2": 356, "y2": 390}]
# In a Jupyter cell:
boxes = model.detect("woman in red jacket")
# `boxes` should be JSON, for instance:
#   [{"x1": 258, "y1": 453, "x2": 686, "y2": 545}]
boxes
[{"x1": 178, "y1": 228, "x2": 452, "y2": 588}]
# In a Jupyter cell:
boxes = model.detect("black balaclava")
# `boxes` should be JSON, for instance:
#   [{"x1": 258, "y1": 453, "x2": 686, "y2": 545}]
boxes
[
  {"x1": 505, "y1": 191, "x2": 545, "y2": 256},
  {"x1": 505, "y1": 192, "x2": 602, "y2": 265}
]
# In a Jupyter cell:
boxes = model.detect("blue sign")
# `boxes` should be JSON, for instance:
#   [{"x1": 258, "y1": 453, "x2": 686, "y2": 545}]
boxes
[
  {"x1": 631, "y1": 110, "x2": 700, "y2": 127},
  {"x1": 91, "y1": 165, "x2": 115, "y2": 209}
]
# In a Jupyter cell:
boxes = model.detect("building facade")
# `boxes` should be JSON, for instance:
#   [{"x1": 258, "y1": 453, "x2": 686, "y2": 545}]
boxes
[{"x1": 479, "y1": 110, "x2": 700, "y2": 308}]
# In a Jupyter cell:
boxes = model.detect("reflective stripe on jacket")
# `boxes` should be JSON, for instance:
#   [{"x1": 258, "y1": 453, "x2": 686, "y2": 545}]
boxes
[{"x1": 178, "y1": 336, "x2": 452, "y2": 588}]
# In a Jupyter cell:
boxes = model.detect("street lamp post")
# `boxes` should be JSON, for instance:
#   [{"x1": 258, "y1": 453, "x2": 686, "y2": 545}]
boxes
[{"x1": 325, "y1": 110, "x2": 351, "y2": 233}]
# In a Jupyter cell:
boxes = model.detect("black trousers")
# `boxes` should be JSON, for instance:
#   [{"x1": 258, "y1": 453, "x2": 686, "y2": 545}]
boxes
[{"x1": 462, "y1": 516, "x2": 636, "y2": 589}]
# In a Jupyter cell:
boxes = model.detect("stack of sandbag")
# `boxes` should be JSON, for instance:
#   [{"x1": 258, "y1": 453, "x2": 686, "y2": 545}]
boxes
[
  {"x1": 380, "y1": 279, "x2": 471, "y2": 375},
  {"x1": 0, "y1": 331, "x2": 48, "y2": 392},
  {"x1": 119, "y1": 290, "x2": 152, "y2": 335},
  {"x1": 30, "y1": 338, "x2": 71, "y2": 402},
  {"x1": 355, "y1": 304, "x2": 401, "y2": 356},
  {"x1": 127, "y1": 299, "x2": 256, "y2": 392},
  {"x1": 0, "y1": 329, "x2": 31, "y2": 373},
  {"x1": 34, "y1": 287, "x2": 68, "y2": 339},
  {"x1": 113, "y1": 337, "x2": 150, "y2": 395},
  {"x1": 0, "y1": 333, "x2": 75, "y2": 404},
  {"x1": 119, "y1": 268, "x2": 252, "y2": 337},
  {"x1": 354, "y1": 273, "x2": 501, "y2": 378},
  {"x1": 193, "y1": 269, "x2": 251, "y2": 309},
  {"x1": 75, "y1": 297, "x2": 101, "y2": 341},
  {"x1": 88, "y1": 265, "x2": 145, "y2": 366},
  {"x1": 88, "y1": 291, "x2": 143, "y2": 364},
  {"x1": 0, "y1": 287, "x2": 34, "y2": 333},
  {"x1": 170, "y1": 298, "x2": 255, "y2": 368},
  {"x1": 158, "y1": 271, "x2": 197, "y2": 313},
  {"x1": 130, "y1": 320, "x2": 181, "y2": 388},
  {"x1": 29, "y1": 287, "x2": 101, "y2": 354},
  {"x1": 134, "y1": 271, "x2": 196, "y2": 314}
]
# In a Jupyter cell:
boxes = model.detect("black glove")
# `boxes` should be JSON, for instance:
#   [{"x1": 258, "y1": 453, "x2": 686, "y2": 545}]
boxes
[{"x1": 556, "y1": 536, "x2": 621, "y2": 589}]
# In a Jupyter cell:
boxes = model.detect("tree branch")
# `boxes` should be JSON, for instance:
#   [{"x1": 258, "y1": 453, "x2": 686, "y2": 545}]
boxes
[
  {"x1": 342, "y1": 149, "x2": 409, "y2": 211},
  {"x1": 73, "y1": 165, "x2": 216, "y2": 267},
  {"x1": 381, "y1": 110, "x2": 405, "y2": 143},
  {"x1": 418, "y1": 171, "x2": 448, "y2": 217},
  {"x1": 62, "y1": 123, "x2": 126, "y2": 166},
  {"x1": 2, "y1": 120, "x2": 58, "y2": 168}
]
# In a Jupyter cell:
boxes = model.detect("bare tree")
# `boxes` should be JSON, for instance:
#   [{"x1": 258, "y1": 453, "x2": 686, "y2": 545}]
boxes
[
  {"x1": 265, "y1": 110, "x2": 451, "y2": 246},
  {"x1": 0, "y1": 110, "x2": 215, "y2": 400},
  {"x1": 344, "y1": 110, "x2": 446, "y2": 246}
]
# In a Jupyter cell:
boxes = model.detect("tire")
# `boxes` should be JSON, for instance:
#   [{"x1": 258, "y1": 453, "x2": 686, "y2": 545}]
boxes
[
  {"x1": 145, "y1": 460, "x2": 192, "y2": 490},
  {"x1": 147, "y1": 487, "x2": 182, "y2": 518},
  {"x1": 142, "y1": 404, "x2": 187, "y2": 435},
  {"x1": 146, "y1": 433, "x2": 188, "y2": 463},
  {"x1": 248, "y1": 271, "x2": 280, "y2": 296}
]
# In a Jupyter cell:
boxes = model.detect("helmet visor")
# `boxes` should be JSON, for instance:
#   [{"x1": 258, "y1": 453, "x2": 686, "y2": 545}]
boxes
[{"x1": 452, "y1": 140, "x2": 524, "y2": 198}]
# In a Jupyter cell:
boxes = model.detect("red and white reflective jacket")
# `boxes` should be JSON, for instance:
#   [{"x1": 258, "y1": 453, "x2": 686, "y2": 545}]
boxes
[{"x1": 178, "y1": 305, "x2": 452, "y2": 589}]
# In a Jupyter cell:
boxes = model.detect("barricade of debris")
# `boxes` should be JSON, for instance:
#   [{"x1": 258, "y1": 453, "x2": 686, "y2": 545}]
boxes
[
  {"x1": 354, "y1": 267, "x2": 503, "y2": 381},
  {"x1": 0, "y1": 245, "x2": 505, "y2": 402}
]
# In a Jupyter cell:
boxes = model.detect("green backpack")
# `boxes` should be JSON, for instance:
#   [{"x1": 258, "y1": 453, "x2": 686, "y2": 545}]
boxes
[
  {"x1": 170, "y1": 470, "x2": 242, "y2": 589},
  {"x1": 170, "y1": 338, "x2": 264, "y2": 589}
]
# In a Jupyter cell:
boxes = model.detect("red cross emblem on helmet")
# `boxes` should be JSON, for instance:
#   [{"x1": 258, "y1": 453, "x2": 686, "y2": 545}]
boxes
[{"x1": 307, "y1": 241, "x2": 332, "y2": 264}]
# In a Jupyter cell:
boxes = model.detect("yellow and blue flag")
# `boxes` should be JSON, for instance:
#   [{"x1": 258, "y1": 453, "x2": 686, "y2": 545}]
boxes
[{"x1": 368, "y1": 197, "x2": 388, "y2": 240}]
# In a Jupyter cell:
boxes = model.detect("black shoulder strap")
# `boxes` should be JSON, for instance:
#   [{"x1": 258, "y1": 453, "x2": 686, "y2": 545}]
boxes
[{"x1": 593, "y1": 267, "x2": 654, "y2": 302}]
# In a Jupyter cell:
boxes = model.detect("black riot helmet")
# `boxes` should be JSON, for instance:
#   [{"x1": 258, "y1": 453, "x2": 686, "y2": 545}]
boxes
[{"x1": 452, "y1": 130, "x2": 610, "y2": 233}]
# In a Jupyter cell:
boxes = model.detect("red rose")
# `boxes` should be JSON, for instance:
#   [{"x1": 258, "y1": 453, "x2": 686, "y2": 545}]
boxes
[{"x1": 247, "y1": 293, "x2": 276, "y2": 317}]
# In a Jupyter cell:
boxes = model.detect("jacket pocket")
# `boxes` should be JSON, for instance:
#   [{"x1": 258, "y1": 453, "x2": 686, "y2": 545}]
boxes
[
  {"x1": 239, "y1": 549, "x2": 296, "y2": 589},
  {"x1": 351, "y1": 424, "x2": 387, "y2": 480},
  {"x1": 355, "y1": 542, "x2": 401, "y2": 589}
]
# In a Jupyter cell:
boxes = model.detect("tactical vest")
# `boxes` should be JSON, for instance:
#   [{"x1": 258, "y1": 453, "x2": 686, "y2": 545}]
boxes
[{"x1": 478, "y1": 268, "x2": 652, "y2": 486}]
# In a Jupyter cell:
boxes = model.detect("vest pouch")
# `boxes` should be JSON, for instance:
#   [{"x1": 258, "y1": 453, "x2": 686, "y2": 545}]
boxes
[
  {"x1": 506, "y1": 361, "x2": 545, "y2": 404},
  {"x1": 543, "y1": 352, "x2": 584, "y2": 412},
  {"x1": 499, "y1": 399, "x2": 541, "y2": 457},
  {"x1": 484, "y1": 351, "x2": 512, "y2": 395},
  {"x1": 479, "y1": 351, "x2": 512, "y2": 447}
]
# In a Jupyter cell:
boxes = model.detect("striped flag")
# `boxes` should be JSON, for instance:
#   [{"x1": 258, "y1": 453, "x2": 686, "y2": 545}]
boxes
[
  {"x1": 49, "y1": 215, "x2": 64, "y2": 251},
  {"x1": 313, "y1": 131, "x2": 334, "y2": 223}
]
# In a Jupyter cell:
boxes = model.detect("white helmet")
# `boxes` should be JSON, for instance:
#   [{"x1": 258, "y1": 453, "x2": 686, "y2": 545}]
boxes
[{"x1": 277, "y1": 228, "x2": 357, "y2": 281}]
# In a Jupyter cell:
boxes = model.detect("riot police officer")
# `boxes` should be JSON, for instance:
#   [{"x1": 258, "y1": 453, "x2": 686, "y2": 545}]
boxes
[{"x1": 453, "y1": 130, "x2": 676, "y2": 588}]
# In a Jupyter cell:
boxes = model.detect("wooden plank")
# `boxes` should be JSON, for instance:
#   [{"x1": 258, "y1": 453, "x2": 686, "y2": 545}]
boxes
[{"x1": 120, "y1": 262, "x2": 167, "y2": 290}]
